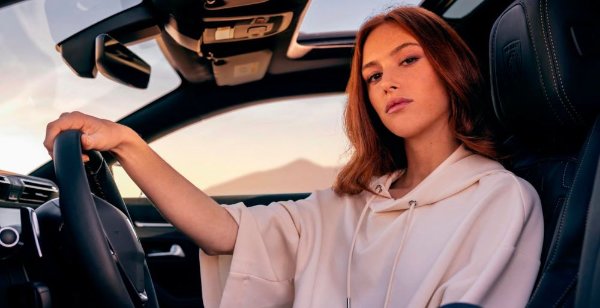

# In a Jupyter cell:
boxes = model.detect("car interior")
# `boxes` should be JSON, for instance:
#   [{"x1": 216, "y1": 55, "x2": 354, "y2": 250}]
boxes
[
  {"x1": 490, "y1": 0, "x2": 600, "y2": 306},
  {"x1": 0, "y1": 0, "x2": 598, "y2": 307}
]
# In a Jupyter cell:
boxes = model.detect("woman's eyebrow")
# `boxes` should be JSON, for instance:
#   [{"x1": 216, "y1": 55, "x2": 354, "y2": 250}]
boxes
[{"x1": 362, "y1": 42, "x2": 420, "y2": 71}]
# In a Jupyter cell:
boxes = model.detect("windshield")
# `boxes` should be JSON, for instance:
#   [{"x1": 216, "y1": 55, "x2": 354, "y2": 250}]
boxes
[
  {"x1": 45, "y1": 0, "x2": 142, "y2": 43},
  {"x1": 0, "y1": 0, "x2": 180, "y2": 174},
  {"x1": 299, "y1": 0, "x2": 422, "y2": 35}
]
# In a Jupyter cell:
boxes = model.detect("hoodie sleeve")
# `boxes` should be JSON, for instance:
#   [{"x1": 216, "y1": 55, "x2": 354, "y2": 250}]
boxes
[
  {"x1": 433, "y1": 175, "x2": 544, "y2": 308},
  {"x1": 199, "y1": 201, "x2": 302, "y2": 308}
]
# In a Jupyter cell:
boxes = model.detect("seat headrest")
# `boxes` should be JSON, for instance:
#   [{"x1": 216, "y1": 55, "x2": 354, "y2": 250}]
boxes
[{"x1": 490, "y1": 0, "x2": 600, "y2": 144}]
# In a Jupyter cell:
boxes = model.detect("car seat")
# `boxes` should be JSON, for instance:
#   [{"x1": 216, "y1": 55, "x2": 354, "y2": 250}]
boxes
[{"x1": 489, "y1": 0, "x2": 600, "y2": 306}]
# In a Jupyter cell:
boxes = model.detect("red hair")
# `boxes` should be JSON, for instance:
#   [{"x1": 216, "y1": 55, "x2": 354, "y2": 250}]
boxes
[{"x1": 334, "y1": 6, "x2": 496, "y2": 195}]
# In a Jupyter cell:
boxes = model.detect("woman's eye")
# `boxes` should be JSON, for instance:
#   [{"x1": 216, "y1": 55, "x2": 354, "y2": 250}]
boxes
[
  {"x1": 366, "y1": 72, "x2": 382, "y2": 84},
  {"x1": 401, "y1": 56, "x2": 419, "y2": 66}
]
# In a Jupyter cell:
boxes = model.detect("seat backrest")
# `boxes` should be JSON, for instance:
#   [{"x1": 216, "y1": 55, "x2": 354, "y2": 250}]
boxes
[
  {"x1": 489, "y1": 0, "x2": 600, "y2": 306},
  {"x1": 576, "y1": 149, "x2": 600, "y2": 308}
]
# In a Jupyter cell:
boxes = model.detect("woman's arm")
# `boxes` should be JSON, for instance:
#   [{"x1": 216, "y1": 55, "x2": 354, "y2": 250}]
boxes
[
  {"x1": 432, "y1": 175, "x2": 543, "y2": 308},
  {"x1": 44, "y1": 111, "x2": 238, "y2": 254}
]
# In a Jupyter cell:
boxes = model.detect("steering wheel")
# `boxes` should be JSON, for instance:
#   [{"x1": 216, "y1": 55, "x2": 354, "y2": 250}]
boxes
[{"x1": 53, "y1": 130, "x2": 158, "y2": 307}]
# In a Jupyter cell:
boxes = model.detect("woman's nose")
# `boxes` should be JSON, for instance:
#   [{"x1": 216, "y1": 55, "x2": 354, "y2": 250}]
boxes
[
  {"x1": 378, "y1": 71, "x2": 399, "y2": 95},
  {"x1": 382, "y1": 81, "x2": 398, "y2": 95}
]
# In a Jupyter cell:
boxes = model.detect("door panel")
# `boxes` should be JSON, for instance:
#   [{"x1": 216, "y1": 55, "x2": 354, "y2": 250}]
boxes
[{"x1": 126, "y1": 193, "x2": 310, "y2": 307}]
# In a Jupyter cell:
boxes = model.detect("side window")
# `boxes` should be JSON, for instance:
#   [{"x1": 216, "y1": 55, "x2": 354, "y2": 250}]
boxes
[{"x1": 113, "y1": 94, "x2": 350, "y2": 197}]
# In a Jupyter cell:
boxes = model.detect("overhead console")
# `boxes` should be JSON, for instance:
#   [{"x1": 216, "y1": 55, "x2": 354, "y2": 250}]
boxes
[
  {"x1": 163, "y1": 11, "x2": 293, "y2": 53},
  {"x1": 202, "y1": 13, "x2": 292, "y2": 44},
  {"x1": 158, "y1": 0, "x2": 301, "y2": 86},
  {"x1": 47, "y1": 0, "x2": 308, "y2": 87}
]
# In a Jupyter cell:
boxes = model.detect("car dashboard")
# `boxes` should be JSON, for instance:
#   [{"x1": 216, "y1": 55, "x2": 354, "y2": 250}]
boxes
[{"x1": 0, "y1": 173, "x2": 58, "y2": 306}]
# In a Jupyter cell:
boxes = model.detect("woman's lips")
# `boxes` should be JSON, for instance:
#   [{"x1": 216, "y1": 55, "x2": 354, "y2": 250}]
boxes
[{"x1": 385, "y1": 98, "x2": 413, "y2": 114}]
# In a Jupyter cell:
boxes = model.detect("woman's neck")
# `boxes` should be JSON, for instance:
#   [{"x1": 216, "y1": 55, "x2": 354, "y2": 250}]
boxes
[{"x1": 391, "y1": 129, "x2": 459, "y2": 191}]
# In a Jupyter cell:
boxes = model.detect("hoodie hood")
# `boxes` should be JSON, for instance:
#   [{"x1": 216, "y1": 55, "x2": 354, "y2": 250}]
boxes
[
  {"x1": 345, "y1": 145, "x2": 506, "y2": 308},
  {"x1": 368, "y1": 145, "x2": 504, "y2": 213}
]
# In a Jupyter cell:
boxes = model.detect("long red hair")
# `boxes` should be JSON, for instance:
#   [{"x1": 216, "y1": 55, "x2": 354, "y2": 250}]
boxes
[{"x1": 334, "y1": 6, "x2": 496, "y2": 195}]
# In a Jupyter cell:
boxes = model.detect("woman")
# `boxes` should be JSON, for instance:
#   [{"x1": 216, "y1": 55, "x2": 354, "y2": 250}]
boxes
[{"x1": 44, "y1": 6, "x2": 543, "y2": 308}]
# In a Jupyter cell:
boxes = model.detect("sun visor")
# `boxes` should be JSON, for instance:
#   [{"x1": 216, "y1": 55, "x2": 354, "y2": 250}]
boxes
[{"x1": 212, "y1": 50, "x2": 272, "y2": 86}]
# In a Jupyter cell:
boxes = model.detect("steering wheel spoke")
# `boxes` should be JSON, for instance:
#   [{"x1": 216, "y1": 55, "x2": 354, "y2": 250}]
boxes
[{"x1": 53, "y1": 130, "x2": 158, "y2": 308}]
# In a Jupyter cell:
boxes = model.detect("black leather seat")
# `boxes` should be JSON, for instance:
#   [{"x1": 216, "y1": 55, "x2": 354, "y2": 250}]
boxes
[{"x1": 489, "y1": 0, "x2": 600, "y2": 306}]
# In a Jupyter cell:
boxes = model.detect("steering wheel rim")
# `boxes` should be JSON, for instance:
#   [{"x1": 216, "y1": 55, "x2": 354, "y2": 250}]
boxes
[{"x1": 53, "y1": 130, "x2": 158, "y2": 307}]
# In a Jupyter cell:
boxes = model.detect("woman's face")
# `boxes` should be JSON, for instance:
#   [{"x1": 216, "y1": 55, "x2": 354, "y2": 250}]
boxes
[{"x1": 362, "y1": 23, "x2": 451, "y2": 141}]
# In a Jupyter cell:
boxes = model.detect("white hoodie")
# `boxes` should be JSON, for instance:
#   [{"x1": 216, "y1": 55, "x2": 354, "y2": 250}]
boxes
[{"x1": 200, "y1": 145, "x2": 543, "y2": 307}]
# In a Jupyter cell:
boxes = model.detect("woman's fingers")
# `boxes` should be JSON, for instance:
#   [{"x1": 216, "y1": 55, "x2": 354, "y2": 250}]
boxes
[
  {"x1": 44, "y1": 112, "x2": 114, "y2": 158},
  {"x1": 81, "y1": 131, "x2": 95, "y2": 150}
]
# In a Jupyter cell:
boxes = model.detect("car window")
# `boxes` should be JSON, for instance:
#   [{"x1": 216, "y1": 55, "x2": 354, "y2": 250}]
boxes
[
  {"x1": 114, "y1": 94, "x2": 350, "y2": 197},
  {"x1": 0, "y1": 0, "x2": 180, "y2": 174}
]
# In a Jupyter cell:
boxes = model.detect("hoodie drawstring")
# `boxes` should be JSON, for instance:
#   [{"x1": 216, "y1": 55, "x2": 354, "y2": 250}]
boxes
[
  {"x1": 346, "y1": 195, "x2": 418, "y2": 308},
  {"x1": 346, "y1": 194, "x2": 374, "y2": 308},
  {"x1": 383, "y1": 200, "x2": 417, "y2": 308}
]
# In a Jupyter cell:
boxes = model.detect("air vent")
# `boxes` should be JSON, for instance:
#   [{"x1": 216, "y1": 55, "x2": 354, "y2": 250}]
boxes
[
  {"x1": 19, "y1": 179, "x2": 59, "y2": 204},
  {"x1": 0, "y1": 175, "x2": 10, "y2": 201}
]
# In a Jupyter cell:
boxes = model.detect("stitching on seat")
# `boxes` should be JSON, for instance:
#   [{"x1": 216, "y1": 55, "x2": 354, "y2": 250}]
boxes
[
  {"x1": 531, "y1": 116, "x2": 599, "y2": 305},
  {"x1": 544, "y1": 0, "x2": 582, "y2": 123},
  {"x1": 521, "y1": 0, "x2": 562, "y2": 125},
  {"x1": 561, "y1": 161, "x2": 567, "y2": 188},
  {"x1": 539, "y1": 0, "x2": 576, "y2": 123},
  {"x1": 561, "y1": 160, "x2": 573, "y2": 189},
  {"x1": 552, "y1": 274, "x2": 577, "y2": 308},
  {"x1": 490, "y1": 4, "x2": 504, "y2": 120},
  {"x1": 547, "y1": 196, "x2": 568, "y2": 267},
  {"x1": 529, "y1": 201, "x2": 568, "y2": 302},
  {"x1": 579, "y1": 118, "x2": 600, "y2": 255},
  {"x1": 552, "y1": 196, "x2": 563, "y2": 216},
  {"x1": 548, "y1": 118, "x2": 596, "y2": 264},
  {"x1": 540, "y1": 0, "x2": 574, "y2": 122},
  {"x1": 549, "y1": 118, "x2": 598, "y2": 266}
]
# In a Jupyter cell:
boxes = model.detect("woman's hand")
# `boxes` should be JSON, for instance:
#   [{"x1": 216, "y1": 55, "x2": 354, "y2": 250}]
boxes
[
  {"x1": 43, "y1": 111, "x2": 238, "y2": 254},
  {"x1": 44, "y1": 111, "x2": 136, "y2": 158}
]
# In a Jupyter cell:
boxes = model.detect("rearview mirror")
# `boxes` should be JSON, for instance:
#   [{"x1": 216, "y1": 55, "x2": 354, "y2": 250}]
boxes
[{"x1": 95, "y1": 34, "x2": 150, "y2": 89}]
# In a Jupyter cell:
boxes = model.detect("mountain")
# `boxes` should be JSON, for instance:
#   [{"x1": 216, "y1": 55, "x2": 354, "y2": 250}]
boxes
[{"x1": 204, "y1": 159, "x2": 342, "y2": 196}]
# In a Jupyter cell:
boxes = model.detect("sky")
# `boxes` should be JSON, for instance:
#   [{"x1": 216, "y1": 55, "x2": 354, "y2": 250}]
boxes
[
  {"x1": 300, "y1": 0, "x2": 421, "y2": 34},
  {"x1": 0, "y1": 0, "x2": 419, "y2": 195},
  {"x1": 113, "y1": 94, "x2": 350, "y2": 196},
  {"x1": 0, "y1": 0, "x2": 179, "y2": 174}
]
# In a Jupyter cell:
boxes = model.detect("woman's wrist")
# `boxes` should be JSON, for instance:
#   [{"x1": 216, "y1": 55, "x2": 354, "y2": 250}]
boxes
[{"x1": 111, "y1": 124, "x2": 146, "y2": 162}]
